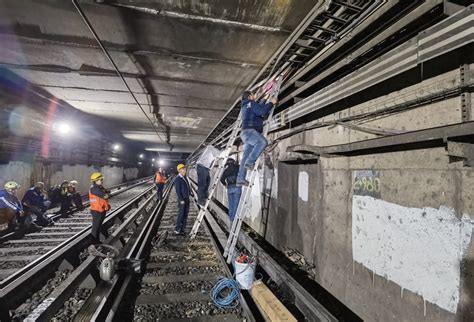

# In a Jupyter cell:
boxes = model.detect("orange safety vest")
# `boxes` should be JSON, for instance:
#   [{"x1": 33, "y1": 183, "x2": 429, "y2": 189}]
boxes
[
  {"x1": 89, "y1": 191, "x2": 111, "y2": 212},
  {"x1": 155, "y1": 172, "x2": 166, "y2": 184}
]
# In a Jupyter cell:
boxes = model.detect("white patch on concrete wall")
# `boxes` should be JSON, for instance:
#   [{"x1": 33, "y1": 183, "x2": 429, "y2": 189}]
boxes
[
  {"x1": 298, "y1": 171, "x2": 309, "y2": 202},
  {"x1": 271, "y1": 168, "x2": 278, "y2": 199},
  {"x1": 352, "y1": 195, "x2": 472, "y2": 313}
]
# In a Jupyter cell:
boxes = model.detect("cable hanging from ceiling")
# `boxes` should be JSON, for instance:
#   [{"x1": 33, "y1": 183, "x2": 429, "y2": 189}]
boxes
[{"x1": 71, "y1": 0, "x2": 171, "y2": 153}]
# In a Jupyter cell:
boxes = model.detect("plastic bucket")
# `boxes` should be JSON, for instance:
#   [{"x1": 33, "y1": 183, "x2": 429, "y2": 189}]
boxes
[{"x1": 234, "y1": 259, "x2": 256, "y2": 290}]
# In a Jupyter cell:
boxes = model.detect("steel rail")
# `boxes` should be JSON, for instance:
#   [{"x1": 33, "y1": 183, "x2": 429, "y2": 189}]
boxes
[
  {"x1": 188, "y1": 178, "x2": 339, "y2": 321},
  {"x1": 80, "y1": 178, "x2": 175, "y2": 321},
  {"x1": 0, "y1": 183, "x2": 155, "y2": 320},
  {"x1": 0, "y1": 177, "x2": 152, "y2": 244},
  {"x1": 101, "y1": 180, "x2": 256, "y2": 321},
  {"x1": 23, "y1": 181, "x2": 173, "y2": 322}
]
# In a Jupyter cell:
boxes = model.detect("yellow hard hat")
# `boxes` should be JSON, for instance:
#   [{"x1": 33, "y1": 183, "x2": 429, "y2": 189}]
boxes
[
  {"x1": 4, "y1": 181, "x2": 19, "y2": 190},
  {"x1": 90, "y1": 172, "x2": 104, "y2": 182},
  {"x1": 177, "y1": 164, "x2": 186, "y2": 171}
]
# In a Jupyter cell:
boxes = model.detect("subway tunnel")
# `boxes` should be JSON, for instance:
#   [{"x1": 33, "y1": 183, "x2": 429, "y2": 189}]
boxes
[{"x1": 0, "y1": 0, "x2": 473, "y2": 321}]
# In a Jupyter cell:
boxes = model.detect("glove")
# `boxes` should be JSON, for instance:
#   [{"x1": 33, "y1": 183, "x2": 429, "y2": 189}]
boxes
[{"x1": 180, "y1": 200, "x2": 185, "y2": 205}]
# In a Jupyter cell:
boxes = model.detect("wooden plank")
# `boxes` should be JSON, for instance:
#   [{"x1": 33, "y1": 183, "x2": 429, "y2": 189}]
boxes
[
  {"x1": 159, "y1": 315, "x2": 242, "y2": 322},
  {"x1": 142, "y1": 273, "x2": 220, "y2": 284},
  {"x1": 0, "y1": 246, "x2": 55, "y2": 254},
  {"x1": 0, "y1": 255, "x2": 40, "y2": 262},
  {"x1": 136, "y1": 292, "x2": 209, "y2": 305},
  {"x1": 251, "y1": 280, "x2": 297, "y2": 322},
  {"x1": 146, "y1": 260, "x2": 219, "y2": 270},
  {"x1": 7, "y1": 238, "x2": 65, "y2": 244}
]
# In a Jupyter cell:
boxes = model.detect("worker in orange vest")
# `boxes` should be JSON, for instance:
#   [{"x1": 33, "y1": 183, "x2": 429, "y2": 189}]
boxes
[
  {"x1": 154, "y1": 167, "x2": 167, "y2": 201},
  {"x1": 89, "y1": 172, "x2": 111, "y2": 244}
]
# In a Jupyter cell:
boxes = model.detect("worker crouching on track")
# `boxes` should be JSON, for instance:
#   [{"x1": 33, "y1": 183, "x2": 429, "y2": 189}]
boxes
[
  {"x1": 174, "y1": 164, "x2": 190, "y2": 236},
  {"x1": 220, "y1": 158, "x2": 241, "y2": 223},
  {"x1": 154, "y1": 167, "x2": 167, "y2": 201},
  {"x1": 236, "y1": 91, "x2": 276, "y2": 186},
  {"x1": 89, "y1": 172, "x2": 111, "y2": 244},
  {"x1": 0, "y1": 182, "x2": 41, "y2": 232},
  {"x1": 68, "y1": 180, "x2": 85, "y2": 211},
  {"x1": 22, "y1": 182, "x2": 53, "y2": 227}
]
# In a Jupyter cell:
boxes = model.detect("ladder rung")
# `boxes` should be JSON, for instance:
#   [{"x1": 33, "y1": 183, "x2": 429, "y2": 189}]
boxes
[
  {"x1": 323, "y1": 13, "x2": 348, "y2": 24},
  {"x1": 301, "y1": 34, "x2": 327, "y2": 43},
  {"x1": 307, "y1": 25, "x2": 337, "y2": 35},
  {"x1": 294, "y1": 42, "x2": 320, "y2": 51},
  {"x1": 333, "y1": 0, "x2": 363, "y2": 11}
]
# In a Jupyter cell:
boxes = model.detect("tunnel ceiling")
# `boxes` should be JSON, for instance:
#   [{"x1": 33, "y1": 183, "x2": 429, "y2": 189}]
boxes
[{"x1": 0, "y1": 0, "x2": 318, "y2": 154}]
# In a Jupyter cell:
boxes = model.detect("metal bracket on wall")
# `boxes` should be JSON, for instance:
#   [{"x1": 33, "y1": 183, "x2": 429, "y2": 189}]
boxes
[
  {"x1": 460, "y1": 64, "x2": 472, "y2": 122},
  {"x1": 446, "y1": 141, "x2": 474, "y2": 167}
]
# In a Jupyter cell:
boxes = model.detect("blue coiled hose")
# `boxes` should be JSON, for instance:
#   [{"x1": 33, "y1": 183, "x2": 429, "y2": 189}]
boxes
[{"x1": 210, "y1": 277, "x2": 240, "y2": 309}]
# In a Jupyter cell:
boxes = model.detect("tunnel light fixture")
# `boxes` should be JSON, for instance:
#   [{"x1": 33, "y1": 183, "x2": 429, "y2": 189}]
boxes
[
  {"x1": 152, "y1": 158, "x2": 155, "y2": 162},
  {"x1": 112, "y1": 143, "x2": 121, "y2": 151},
  {"x1": 55, "y1": 122, "x2": 72, "y2": 135},
  {"x1": 139, "y1": 154, "x2": 144, "y2": 159},
  {"x1": 158, "y1": 159, "x2": 165, "y2": 166},
  {"x1": 138, "y1": 161, "x2": 142, "y2": 165}
]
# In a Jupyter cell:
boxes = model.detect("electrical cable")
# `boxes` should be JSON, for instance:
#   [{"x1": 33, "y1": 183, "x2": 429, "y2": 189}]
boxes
[
  {"x1": 71, "y1": 0, "x2": 169, "y2": 150},
  {"x1": 210, "y1": 277, "x2": 240, "y2": 309}
]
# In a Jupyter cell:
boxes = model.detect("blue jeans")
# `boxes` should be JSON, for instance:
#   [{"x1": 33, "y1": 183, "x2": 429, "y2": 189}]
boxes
[
  {"x1": 175, "y1": 199, "x2": 190, "y2": 232},
  {"x1": 197, "y1": 164, "x2": 210, "y2": 204},
  {"x1": 227, "y1": 185, "x2": 242, "y2": 222},
  {"x1": 237, "y1": 129, "x2": 268, "y2": 182},
  {"x1": 156, "y1": 184, "x2": 164, "y2": 200}
]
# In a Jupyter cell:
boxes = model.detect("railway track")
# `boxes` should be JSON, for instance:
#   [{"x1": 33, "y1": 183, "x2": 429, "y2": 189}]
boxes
[
  {"x1": 0, "y1": 176, "x2": 348, "y2": 321},
  {"x1": 0, "y1": 178, "x2": 158, "y2": 321},
  {"x1": 130, "y1": 193, "x2": 245, "y2": 321},
  {"x1": 0, "y1": 180, "x2": 151, "y2": 282}
]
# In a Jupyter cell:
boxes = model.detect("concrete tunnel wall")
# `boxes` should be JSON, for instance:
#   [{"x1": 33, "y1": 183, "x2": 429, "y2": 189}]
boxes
[
  {"x1": 0, "y1": 161, "x2": 140, "y2": 197},
  {"x1": 191, "y1": 64, "x2": 474, "y2": 321}
]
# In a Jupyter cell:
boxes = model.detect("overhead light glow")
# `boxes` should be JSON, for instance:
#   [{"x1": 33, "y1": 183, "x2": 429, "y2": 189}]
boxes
[
  {"x1": 113, "y1": 143, "x2": 121, "y2": 151},
  {"x1": 158, "y1": 159, "x2": 165, "y2": 166},
  {"x1": 139, "y1": 154, "x2": 144, "y2": 159},
  {"x1": 57, "y1": 123, "x2": 71, "y2": 135},
  {"x1": 152, "y1": 158, "x2": 155, "y2": 162}
]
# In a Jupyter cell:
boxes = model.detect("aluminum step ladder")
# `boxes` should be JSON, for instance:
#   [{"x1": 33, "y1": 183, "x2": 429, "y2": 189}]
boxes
[{"x1": 223, "y1": 76, "x2": 284, "y2": 264}]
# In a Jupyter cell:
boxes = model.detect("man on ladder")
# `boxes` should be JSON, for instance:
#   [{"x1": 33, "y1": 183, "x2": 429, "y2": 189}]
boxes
[
  {"x1": 196, "y1": 144, "x2": 221, "y2": 206},
  {"x1": 236, "y1": 91, "x2": 277, "y2": 186}
]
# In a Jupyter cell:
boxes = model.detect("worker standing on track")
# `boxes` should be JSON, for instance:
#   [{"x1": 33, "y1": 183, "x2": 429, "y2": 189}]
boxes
[
  {"x1": 89, "y1": 172, "x2": 111, "y2": 244},
  {"x1": 154, "y1": 167, "x2": 167, "y2": 201},
  {"x1": 236, "y1": 91, "x2": 276, "y2": 186},
  {"x1": 174, "y1": 164, "x2": 190, "y2": 236}
]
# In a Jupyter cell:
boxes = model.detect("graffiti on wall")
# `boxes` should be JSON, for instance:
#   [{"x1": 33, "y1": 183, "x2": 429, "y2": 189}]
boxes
[
  {"x1": 352, "y1": 195, "x2": 472, "y2": 313},
  {"x1": 353, "y1": 170, "x2": 381, "y2": 198}
]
